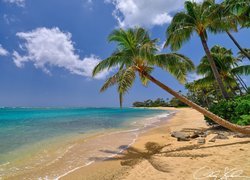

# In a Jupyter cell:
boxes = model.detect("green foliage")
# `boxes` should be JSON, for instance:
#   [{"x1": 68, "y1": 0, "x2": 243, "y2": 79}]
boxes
[
  {"x1": 133, "y1": 98, "x2": 168, "y2": 107},
  {"x1": 223, "y1": 0, "x2": 250, "y2": 27},
  {"x1": 185, "y1": 82, "x2": 219, "y2": 108},
  {"x1": 168, "y1": 97, "x2": 188, "y2": 107},
  {"x1": 132, "y1": 97, "x2": 188, "y2": 108},
  {"x1": 205, "y1": 95, "x2": 250, "y2": 126}
]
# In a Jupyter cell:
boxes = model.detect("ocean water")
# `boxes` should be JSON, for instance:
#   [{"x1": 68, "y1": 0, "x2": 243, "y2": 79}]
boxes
[{"x1": 0, "y1": 107, "x2": 171, "y2": 179}]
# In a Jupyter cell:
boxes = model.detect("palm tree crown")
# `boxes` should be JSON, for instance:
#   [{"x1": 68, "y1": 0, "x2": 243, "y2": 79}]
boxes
[
  {"x1": 165, "y1": 0, "x2": 223, "y2": 51},
  {"x1": 196, "y1": 45, "x2": 240, "y2": 94},
  {"x1": 223, "y1": 0, "x2": 250, "y2": 28},
  {"x1": 195, "y1": 45, "x2": 250, "y2": 96},
  {"x1": 93, "y1": 28, "x2": 194, "y2": 107}
]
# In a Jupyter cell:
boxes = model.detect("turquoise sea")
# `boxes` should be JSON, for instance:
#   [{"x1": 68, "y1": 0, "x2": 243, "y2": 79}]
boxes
[{"x1": 0, "y1": 107, "x2": 171, "y2": 179}]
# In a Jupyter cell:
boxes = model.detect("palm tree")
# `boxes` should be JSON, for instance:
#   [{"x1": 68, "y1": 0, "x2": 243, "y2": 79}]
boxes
[
  {"x1": 196, "y1": 45, "x2": 249, "y2": 94},
  {"x1": 220, "y1": 0, "x2": 250, "y2": 60},
  {"x1": 185, "y1": 81, "x2": 217, "y2": 108},
  {"x1": 165, "y1": 0, "x2": 230, "y2": 99},
  {"x1": 93, "y1": 27, "x2": 250, "y2": 134}
]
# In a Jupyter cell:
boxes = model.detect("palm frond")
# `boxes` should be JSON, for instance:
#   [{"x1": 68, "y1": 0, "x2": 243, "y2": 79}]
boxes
[
  {"x1": 92, "y1": 52, "x2": 132, "y2": 77},
  {"x1": 100, "y1": 71, "x2": 120, "y2": 92},
  {"x1": 165, "y1": 12, "x2": 195, "y2": 51},
  {"x1": 231, "y1": 65, "x2": 250, "y2": 75},
  {"x1": 154, "y1": 53, "x2": 195, "y2": 83},
  {"x1": 117, "y1": 67, "x2": 136, "y2": 107}
]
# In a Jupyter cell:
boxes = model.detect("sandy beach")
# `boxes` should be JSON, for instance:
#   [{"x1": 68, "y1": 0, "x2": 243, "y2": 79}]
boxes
[{"x1": 61, "y1": 107, "x2": 250, "y2": 180}]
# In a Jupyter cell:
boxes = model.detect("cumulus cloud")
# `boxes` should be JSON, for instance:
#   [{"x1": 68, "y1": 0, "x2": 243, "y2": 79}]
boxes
[
  {"x1": 3, "y1": 0, "x2": 25, "y2": 7},
  {"x1": 105, "y1": 0, "x2": 201, "y2": 28},
  {"x1": 13, "y1": 27, "x2": 109, "y2": 79},
  {"x1": 0, "y1": 44, "x2": 9, "y2": 56}
]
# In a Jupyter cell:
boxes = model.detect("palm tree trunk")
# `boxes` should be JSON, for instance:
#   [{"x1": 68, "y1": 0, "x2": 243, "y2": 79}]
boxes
[
  {"x1": 235, "y1": 74, "x2": 248, "y2": 92},
  {"x1": 226, "y1": 31, "x2": 250, "y2": 61},
  {"x1": 201, "y1": 90, "x2": 210, "y2": 107},
  {"x1": 237, "y1": 75, "x2": 248, "y2": 90},
  {"x1": 200, "y1": 34, "x2": 230, "y2": 99},
  {"x1": 232, "y1": 74, "x2": 244, "y2": 94},
  {"x1": 143, "y1": 72, "x2": 250, "y2": 134}
]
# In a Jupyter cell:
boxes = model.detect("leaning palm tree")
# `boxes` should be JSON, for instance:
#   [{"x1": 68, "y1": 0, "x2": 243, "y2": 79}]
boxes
[
  {"x1": 93, "y1": 27, "x2": 250, "y2": 134},
  {"x1": 165, "y1": 0, "x2": 230, "y2": 99}
]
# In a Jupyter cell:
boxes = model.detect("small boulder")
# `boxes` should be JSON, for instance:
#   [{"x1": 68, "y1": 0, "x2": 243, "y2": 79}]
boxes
[{"x1": 171, "y1": 131, "x2": 190, "y2": 141}]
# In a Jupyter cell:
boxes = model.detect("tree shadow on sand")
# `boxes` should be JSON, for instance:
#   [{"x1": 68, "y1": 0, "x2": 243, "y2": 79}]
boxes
[{"x1": 89, "y1": 140, "x2": 250, "y2": 173}]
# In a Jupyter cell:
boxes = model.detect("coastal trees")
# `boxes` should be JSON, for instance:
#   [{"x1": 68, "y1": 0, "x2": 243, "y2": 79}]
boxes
[
  {"x1": 196, "y1": 45, "x2": 250, "y2": 94},
  {"x1": 185, "y1": 81, "x2": 218, "y2": 107},
  {"x1": 133, "y1": 97, "x2": 188, "y2": 107},
  {"x1": 197, "y1": 45, "x2": 242, "y2": 95},
  {"x1": 165, "y1": 0, "x2": 230, "y2": 99},
  {"x1": 93, "y1": 27, "x2": 250, "y2": 134}
]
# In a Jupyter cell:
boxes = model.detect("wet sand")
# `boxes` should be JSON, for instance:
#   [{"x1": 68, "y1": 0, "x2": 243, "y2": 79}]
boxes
[{"x1": 61, "y1": 107, "x2": 250, "y2": 180}]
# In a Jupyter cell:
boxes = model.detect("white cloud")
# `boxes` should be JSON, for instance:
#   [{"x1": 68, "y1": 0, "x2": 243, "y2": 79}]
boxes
[
  {"x1": 13, "y1": 27, "x2": 109, "y2": 79},
  {"x1": 187, "y1": 73, "x2": 204, "y2": 82},
  {"x1": 3, "y1": 0, "x2": 25, "y2": 7},
  {"x1": 105, "y1": 0, "x2": 202, "y2": 28},
  {"x1": 0, "y1": 44, "x2": 9, "y2": 56}
]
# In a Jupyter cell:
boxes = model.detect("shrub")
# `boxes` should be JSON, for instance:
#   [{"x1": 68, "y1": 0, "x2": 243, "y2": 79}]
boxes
[{"x1": 205, "y1": 95, "x2": 250, "y2": 126}]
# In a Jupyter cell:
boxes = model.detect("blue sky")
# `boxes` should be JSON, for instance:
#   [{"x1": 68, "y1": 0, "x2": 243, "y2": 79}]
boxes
[{"x1": 0, "y1": 0, "x2": 249, "y2": 107}]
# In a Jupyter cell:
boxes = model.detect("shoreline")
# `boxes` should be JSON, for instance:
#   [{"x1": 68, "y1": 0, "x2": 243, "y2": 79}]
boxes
[
  {"x1": 60, "y1": 107, "x2": 199, "y2": 179},
  {"x1": 55, "y1": 107, "x2": 178, "y2": 180},
  {"x1": 61, "y1": 107, "x2": 250, "y2": 180},
  {"x1": 56, "y1": 109, "x2": 176, "y2": 179},
  {"x1": 2, "y1": 108, "x2": 172, "y2": 179}
]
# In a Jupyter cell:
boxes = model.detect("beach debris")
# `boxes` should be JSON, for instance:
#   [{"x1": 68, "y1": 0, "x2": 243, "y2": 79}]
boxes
[
  {"x1": 197, "y1": 138, "x2": 206, "y2": 144},
  {"x1": 209, "y1": 138, "x2": 216, "y2": 142},
  {"x1": 171, "y1": 131, "x2": 190, "y2": 141},
  {"x1": 206, "y1": 134, "x2": 217, "y2": 142},
  {"x1": 233, "y1": 133, "x2": 250, "y2": 138}
]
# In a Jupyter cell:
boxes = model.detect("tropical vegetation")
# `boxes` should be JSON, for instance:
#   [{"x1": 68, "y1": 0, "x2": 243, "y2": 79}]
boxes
[
  {"x1": 92, "y1": 0, "x2": 250, "y2": 134},
  {"x1": 133, "y1": 97, "x2": 188, "y2": 108},
  {"x1": 205, "y1": 95, "x2": 250, "y2": 126}
]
